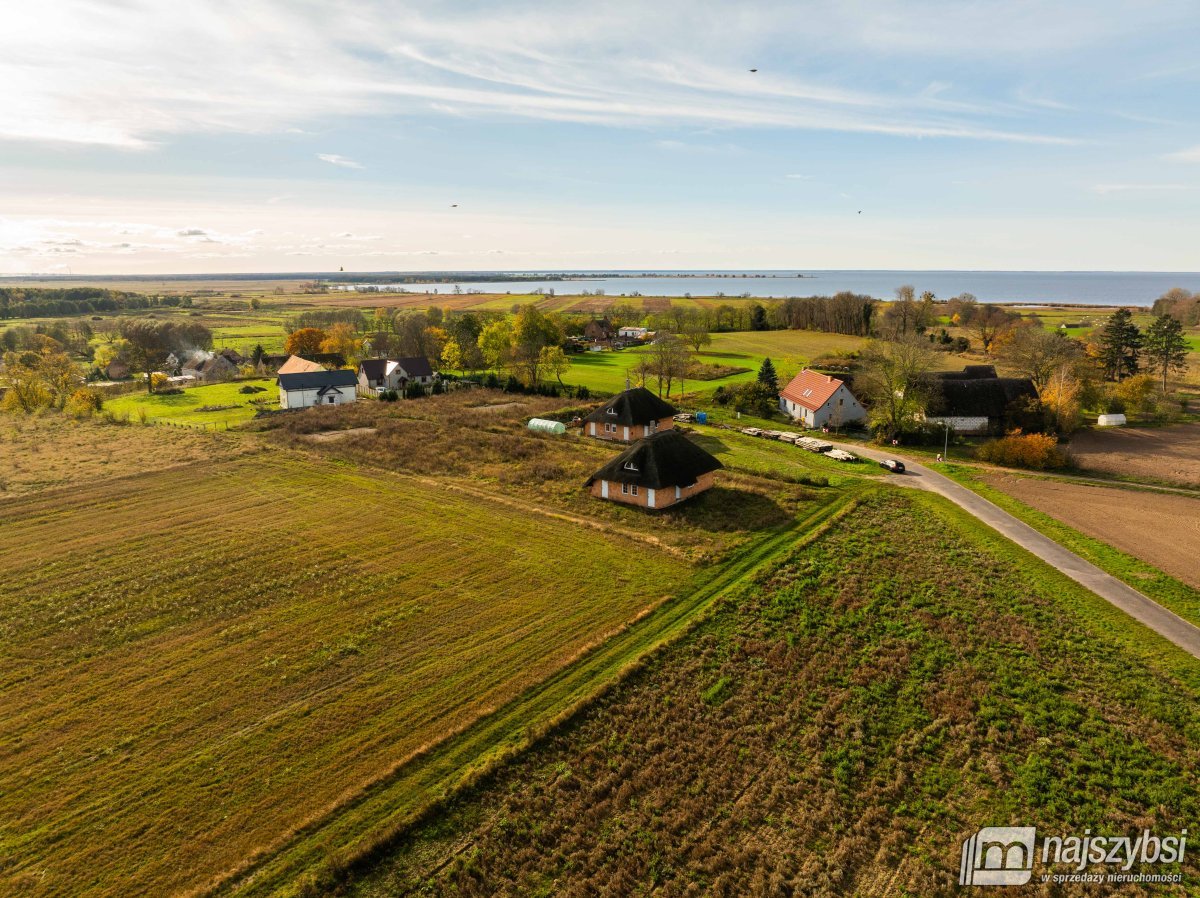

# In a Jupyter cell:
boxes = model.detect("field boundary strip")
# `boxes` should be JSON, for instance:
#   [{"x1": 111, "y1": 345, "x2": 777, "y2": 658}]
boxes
[{"x1": 209, "y1": 487, "x2": 865, "y2": 897}]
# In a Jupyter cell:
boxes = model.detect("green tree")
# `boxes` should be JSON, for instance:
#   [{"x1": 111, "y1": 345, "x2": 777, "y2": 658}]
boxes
[
  {"x1": 538, "y1": 345, "x2": 571, "y2": 385},
  {"x1": 1143, "y1": 313, "x2": 1189, "y2": 393},
  {"x1": 511, "y1": 305, "x2": 563, "y2": 386},
  {"x1": 757, "y1": 357, "x2": 779, "y2": 393},
  {"x1": 478, "y1": 318, "x2": 514, "y2": 374},
  {"x1": 749, "y1": 303, "x2": 768, "y2": 331},
  {"x1": 1096, "y1": 308, "x2": 1142, "y2": 382}
]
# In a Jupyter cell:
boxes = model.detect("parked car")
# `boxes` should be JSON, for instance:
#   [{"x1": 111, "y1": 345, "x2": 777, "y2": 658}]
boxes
[{"x1": 879, "y1": 459, "x2": 905, "y2": 473}]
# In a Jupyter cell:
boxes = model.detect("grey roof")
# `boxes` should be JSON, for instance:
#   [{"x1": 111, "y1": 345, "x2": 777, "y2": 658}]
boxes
[
  {"x1": 359, "y1": 358, "x2": 389, "y2": 380},
  {"x1": 394, "y1": 356, "x2": 434, "y2": 377},
  {"x1": 278, "y1": 370, "x2": 358, "y2": 391},
  {"x1": 586, "y1": 430, "x2": 722, "y2": 490},
  {"x1": 584, "y1": 387, "x2": 677, "y2": 426}
]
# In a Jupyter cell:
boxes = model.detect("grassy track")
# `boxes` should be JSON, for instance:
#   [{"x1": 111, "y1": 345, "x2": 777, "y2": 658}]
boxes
[
  {"x1": 220, "y1": 485, "x2": 863, "y2": 896},
  {"x1": 944, "y1": 464, "x2": 1200, "y2": 627},
  {"x1": 0, "y1": 454, "x2": 691, "y2": 897}
]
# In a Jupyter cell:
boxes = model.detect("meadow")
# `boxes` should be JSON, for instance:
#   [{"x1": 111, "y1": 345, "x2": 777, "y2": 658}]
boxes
[
  {"x1": 0, "y1": 449, "x2": 697, "y2": 897},
  {"x1": 341, "y1": 489, "x2": 1200, "y2": 897},
  {"x1": 104, "y1": 378, "x2": 278, "y2": 427}
]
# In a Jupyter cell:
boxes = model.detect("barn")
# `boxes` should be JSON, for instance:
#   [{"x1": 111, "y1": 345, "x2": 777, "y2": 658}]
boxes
[
  {"x1": 583, "y1": 387, "x2": 677, "y2": 442},
  {"x1": 586, "y1": 430, "x2": 723, "y2": 510},
  {"x1": 926, "y1": 366, "x2": 1038, "y2": 435}
]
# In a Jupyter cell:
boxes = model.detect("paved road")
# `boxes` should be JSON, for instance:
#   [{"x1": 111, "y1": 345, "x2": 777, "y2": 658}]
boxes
[{"x1": 837, "y1": 441, "x2": 1200, "y2": 661}]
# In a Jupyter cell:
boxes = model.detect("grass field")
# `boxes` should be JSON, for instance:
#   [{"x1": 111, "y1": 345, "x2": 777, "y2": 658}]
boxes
[
  {"x1": 340, "y1": 489, "x2": 1200, "y2": 896},
  {"x1": 104, "y1": 378, "x2": 278, "y2": 427},
  {"x1": 0, "y1": 451, "x2": 696, "y2": 898}
]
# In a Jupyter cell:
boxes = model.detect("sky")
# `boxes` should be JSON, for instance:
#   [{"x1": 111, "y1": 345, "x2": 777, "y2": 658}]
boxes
[{"x1": 2, "y1": 0, "x2": 1200, "y2": 275}]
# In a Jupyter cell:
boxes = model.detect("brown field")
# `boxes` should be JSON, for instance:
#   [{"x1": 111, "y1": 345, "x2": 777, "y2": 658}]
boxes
[
  {"x1": 984, "y1": 472, "x2": 1200, "y2": 588},
  {"x1": 1066, "y1": 424, "x2": 1200, "y2": 487},
  {"x1": 0, "y1": 449, "x2": 693, "y2": 897},
  {"x1": 0, "y1": 414, "x2": 257, "y2": 497}
]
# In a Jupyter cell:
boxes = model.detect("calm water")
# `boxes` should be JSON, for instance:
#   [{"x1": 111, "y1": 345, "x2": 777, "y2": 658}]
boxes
[{"x1": 342, "y1": 270, "x2": 1200, "y2": 306}]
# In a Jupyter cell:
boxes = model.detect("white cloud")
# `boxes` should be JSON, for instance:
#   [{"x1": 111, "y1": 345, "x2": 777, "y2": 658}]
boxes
[
  {"x1": 0, "y1": 0, "x2": 1093, "y2": 148},
  {"x1": 1165, "y1": 145, "x2": 1200, "y2": 162},
  {"x1": 317, "y1": 154, "x2": 364, "y2": 170},
  {"x1": 1091, "y1": 183, "x2": 1197, "y2": 194}
]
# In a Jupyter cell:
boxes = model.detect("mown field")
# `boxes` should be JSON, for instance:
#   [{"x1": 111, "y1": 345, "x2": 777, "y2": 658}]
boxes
[
  {"x1": 0, "y1": 450, "x2": 698, "y2": 897},
  {"x1": 341, "y1": 490, "x2": 1200, "y2": 897},
  {"x1": 104, "y1": 378, "x2": 278, "y2": 427}
]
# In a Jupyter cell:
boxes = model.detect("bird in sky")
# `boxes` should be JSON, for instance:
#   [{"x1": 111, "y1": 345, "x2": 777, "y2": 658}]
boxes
[
  {"x1": 450, "y1": 203, "x2": 459, "y2": 208},
  {"x1": 749, "y1": 68, "x2": 758, "y2": 73}
]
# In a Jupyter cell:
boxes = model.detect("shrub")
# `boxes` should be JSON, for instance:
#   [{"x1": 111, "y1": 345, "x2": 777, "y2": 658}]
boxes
[
  {"x1": 976, "y1": 429, "x2": 1070, "y2": 470},
  {"x1": 238, "y1": 385, "x2": 266, "y2": 394},
  {"x1": 65, "y1": 388, "x2": 103, "y2": 418}
]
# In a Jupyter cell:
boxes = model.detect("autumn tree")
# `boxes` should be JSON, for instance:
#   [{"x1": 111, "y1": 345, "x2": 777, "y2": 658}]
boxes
[
  {"x1": 1143, "y1": 313, "x2": 1189, "y2": 393},
  {"x1": 969, "y1": 304, "x2": 1018, "y2": 353},
  {"x1": 478, "y1": 318, "x2": 514, "y2": 374},
  {"x1": 284, "y1": 327, "x2": 327, "y2": 358},
  {"x1": 320, "y1": 322, "x2": 363, "y2": 364},
  {"x1": 539, "y1": 345, "x2": 571, "y2": 385},
  {"x1": 1000, "y1": 324, "x2": 1082, "y2": 391},
  {"x1": 511, "y1": 305, "x2": 563, "y2": 386},
  {"x1": 855, "y1": 336, "x2": 938, "y2": 440},
  {"x1": 1041, "y1": 364, "x2": 1084, "y2": 434}
]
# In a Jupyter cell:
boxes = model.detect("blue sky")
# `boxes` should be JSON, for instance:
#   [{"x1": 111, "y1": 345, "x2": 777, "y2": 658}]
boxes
[{"x1": 2, "y1": 0, "x2": 1199, "y2": 274}]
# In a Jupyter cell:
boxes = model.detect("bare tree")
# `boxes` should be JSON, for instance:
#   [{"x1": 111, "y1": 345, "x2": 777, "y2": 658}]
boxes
[{"x1": 855, "y1": 336, "x2": 939, "y2": 440}]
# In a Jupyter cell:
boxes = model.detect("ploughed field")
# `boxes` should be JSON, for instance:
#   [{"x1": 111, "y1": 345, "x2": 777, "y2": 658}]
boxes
[
  {"x1": 1066, "y1": 424, "x2": 1200, "y2": 488},
  {"x1": 342, "y1": 491, "x2": 1200, "y2": 897},
  {"x1": 983, "y1": 473, "x2": 1200, "y2": 589},
  {"x1": 0, "y1": 452, "x2": 691, "y2": 897}
]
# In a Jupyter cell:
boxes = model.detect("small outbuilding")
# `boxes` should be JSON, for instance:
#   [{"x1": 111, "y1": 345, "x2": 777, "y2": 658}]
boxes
[
  {"x1": 584, "y1": 387, "x2": 677, "y2": 442},
  {"x1": 779, "y1": 369, "x2": 865, "y2": 429},
  {"x1": 586, "y1": 429, "x2": 723, "y2": 510},
  {"x1": 278, "y1": 369, "x2": 358, "y2": 409}
]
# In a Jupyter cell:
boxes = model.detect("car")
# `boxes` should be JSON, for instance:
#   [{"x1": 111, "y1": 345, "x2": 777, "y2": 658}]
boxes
[{"x1": 879, "y1": 459, "x2": 905, "y2": 473}]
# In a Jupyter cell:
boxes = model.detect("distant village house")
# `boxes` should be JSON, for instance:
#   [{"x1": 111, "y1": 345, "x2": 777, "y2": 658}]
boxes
[
  {"x1": 277, "y1": 356, "x2": 358, "y2": 409},
  {"x1": 583, "y1": 318, "x2": 614, "y2": 343},
  {"x1": 584, "y1": 387, "x2": 676, "y2": 442},
  {"x1": 586, "y1": 429, "x2": 723, "y2": 510},
  {"x1": 779, "y1": 369, "x2": 865, "y2": 429}
]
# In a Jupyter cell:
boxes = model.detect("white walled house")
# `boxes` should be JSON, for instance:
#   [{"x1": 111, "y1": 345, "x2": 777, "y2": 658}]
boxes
[
  {"x1": 357, "y1": 357, "x2": 437, "y2": 393},
  {"x1": 278, "y1": 370, "x2": 358, "y2": 409},
  {"x1": 778, "y1": 369, "x2": 865, "y2": 429}
]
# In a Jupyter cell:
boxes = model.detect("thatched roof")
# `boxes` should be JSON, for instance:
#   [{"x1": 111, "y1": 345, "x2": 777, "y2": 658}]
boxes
[
  {"x1": 932, "y1": 376, "x2": 1037, "y2": 418},
  {"x1": 584, "y1": 387, "x2": 677, "y2": 426},
  {"x1": 586, "y1": 430, "x2": 722, "y2": 490}
]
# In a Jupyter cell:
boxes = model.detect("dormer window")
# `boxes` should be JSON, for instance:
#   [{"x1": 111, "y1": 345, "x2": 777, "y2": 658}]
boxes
[
  {"x1": 623, "y1": 461, "x2": 639, "y2": 471},
  {"x1": 606, "y1": 407, "x2": 617, "y2": 415}
]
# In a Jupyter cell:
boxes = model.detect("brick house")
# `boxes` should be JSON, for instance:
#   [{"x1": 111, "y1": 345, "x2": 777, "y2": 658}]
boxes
[
  {"x1": 779, "y1": 369, "x2": 866, "y2": 429},
  {"x1": 583, "y1": 387, "x2": 677, "y2": 442},
  {"x1": 586, "y1": 430, "x2": 723, "y2": 510},
  {"x1": 582, "y1": 318, "x2": 614, "y2": 343}
]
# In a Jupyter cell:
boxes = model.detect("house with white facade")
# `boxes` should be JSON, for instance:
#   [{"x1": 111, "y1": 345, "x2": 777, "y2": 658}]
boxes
[
  {"x1": 357, "y1": 357, "x2": 436, "y2": 394},
  {"x1": 278, "y1": 369, "x2": 358, "y2": 409},
  {"x1": 778, "y1": 369, "x2": 865, "y2": 429}
]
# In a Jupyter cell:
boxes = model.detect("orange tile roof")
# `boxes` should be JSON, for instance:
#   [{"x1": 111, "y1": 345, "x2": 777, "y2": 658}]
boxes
[
  {"x1": 278, "y1": 355, "x2": 325, "y2": 374},
  {"x1": 780, "y1": 369, "x2": 845, "y2": 412}
]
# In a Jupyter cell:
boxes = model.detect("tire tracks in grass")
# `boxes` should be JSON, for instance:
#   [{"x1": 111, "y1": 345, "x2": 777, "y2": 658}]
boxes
[{"x1": 210, "y1": 487, "x2": 866, "y2": 898}]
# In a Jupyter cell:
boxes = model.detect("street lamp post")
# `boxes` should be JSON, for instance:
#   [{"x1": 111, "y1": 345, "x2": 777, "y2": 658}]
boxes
[{"x1": 942, "y1": 421, "x2": 949, "y2": 462}]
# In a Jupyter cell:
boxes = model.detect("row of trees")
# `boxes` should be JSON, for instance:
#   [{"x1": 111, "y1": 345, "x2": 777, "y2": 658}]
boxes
[{"x1": 0, "y1": 287, "x2": 192, "y2": 319}]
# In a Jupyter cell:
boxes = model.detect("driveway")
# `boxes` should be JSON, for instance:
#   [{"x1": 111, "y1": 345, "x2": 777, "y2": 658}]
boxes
[{"x1": 835, "y1": 442, "x2": 1200, "y2": 661}]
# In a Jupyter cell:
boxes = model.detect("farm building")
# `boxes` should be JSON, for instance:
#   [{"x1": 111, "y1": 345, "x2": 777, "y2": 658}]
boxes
[
  {"x1": 926, "y1": 366, "x2": 1038, "y2": 435},
  {"x1": 104, "y1": 360, "x2": 129, "y2": 380},
  {"x1": 586, "y1": 429, "x2": 723, "y2": 510},
  {"x1": 278, "y1": 369, "x2": 358, "y2": 409},
  {"x1": 617, "y1": 326, "x2": 651, "y2": 340},
  {"x1": 584, "y1": 387, "x2": 677, "y2": 442},
  {"x1": 357, "y1": 357, "x2": 437, "y2": 393},
  {"x1": 779, "y1": 369, "x2": 865, "y2": 429},
  {"x1": 583, "y1": 318, "x2": 614, "y2": 343}
]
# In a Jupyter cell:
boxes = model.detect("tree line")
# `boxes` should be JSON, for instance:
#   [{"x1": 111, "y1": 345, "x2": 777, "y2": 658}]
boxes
[{"x1": 0, "y1": 287, "x2": 193, "y2": 319}]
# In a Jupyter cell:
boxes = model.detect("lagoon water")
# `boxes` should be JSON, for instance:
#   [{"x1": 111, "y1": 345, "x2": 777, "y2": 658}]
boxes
[{"x1": 344, "y1": 270, "x2": 1200, "y2": 306}]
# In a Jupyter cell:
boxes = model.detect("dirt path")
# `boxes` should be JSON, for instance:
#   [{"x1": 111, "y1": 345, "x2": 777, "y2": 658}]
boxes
[{"x1": 831, "y1": 441, "x2": 1200, "y2": 661}]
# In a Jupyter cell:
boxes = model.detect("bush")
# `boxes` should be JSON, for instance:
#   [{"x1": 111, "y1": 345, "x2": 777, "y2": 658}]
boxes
[
  {"x1": 65, "y1": 388, "x2": 103, "y2": 418},
  {"x1": 239, "y1": 385, "x2": 266, "y2": 394},
  {"x1": 977, "y1": 429, "x2": 1071, "y2": 470}
]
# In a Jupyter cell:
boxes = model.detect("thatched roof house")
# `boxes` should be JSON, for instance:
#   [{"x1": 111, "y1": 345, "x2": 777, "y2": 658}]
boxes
[
  {"x1": 928, "y1": 366, "x2": 1038, "y2": 434},
  {"x1": 583, "y1": 386, "x2": 677, "y2": 442},
  {"x1": 586, "y1": 429, "x2": 722, "y2": 510}
]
